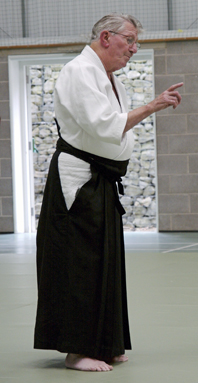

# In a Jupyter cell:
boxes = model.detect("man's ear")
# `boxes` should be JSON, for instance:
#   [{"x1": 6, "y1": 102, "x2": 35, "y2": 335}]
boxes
[{"x1": 100, "y1": 30, "x2": 110, "y2": 48}]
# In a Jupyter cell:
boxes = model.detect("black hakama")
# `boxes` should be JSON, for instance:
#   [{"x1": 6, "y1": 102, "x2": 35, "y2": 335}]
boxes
[{"x1": 34, "y1": 135, "x2": 132, "y2": 359}]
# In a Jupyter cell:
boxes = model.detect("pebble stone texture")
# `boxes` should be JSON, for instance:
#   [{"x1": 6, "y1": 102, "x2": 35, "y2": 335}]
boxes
[{"x1": 31, "y1": 59, "x2": 156, "y2": 231}]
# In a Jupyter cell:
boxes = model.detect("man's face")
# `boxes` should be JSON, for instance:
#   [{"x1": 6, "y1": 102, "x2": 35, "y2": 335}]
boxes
[{"x1": 107, "y1": 22, "x2": 139, "y2": 72}]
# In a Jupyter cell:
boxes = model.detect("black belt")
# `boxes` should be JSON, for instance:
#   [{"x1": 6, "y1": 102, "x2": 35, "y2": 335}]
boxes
[{"x1": 54, "y1": 118, "x2": 129, "y2": 215}]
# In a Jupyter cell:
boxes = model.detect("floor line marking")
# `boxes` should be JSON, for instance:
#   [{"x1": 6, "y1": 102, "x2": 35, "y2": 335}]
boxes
[{"x1": 162, "y1": 243, "x2": 198, "y2": 254}]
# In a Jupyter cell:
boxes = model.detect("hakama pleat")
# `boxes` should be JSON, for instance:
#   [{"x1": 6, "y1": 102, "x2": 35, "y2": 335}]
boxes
[{"x1": 34, "y1": 141, "x2": 132, "y2": 359}]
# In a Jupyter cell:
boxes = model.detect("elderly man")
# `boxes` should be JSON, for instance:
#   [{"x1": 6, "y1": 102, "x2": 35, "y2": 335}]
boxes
[{"x1": 34, "y1": 14, "x2": 183, "y2": 372}]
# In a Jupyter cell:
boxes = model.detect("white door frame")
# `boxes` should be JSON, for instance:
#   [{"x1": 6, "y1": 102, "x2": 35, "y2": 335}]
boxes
[{"x1": 8, "y1": 53, "x2": 77, "y2": 233}]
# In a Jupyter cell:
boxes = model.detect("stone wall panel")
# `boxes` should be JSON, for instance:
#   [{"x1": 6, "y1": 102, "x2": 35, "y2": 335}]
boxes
[
  {"x1": 187, "y1": 115, "x2": 198, "y2": 133},
  {"x1": 189, "y1": 154, "x2": 198, "y2": 173},
  {"x1": 0, "y1": 217, "x2": 14, "y2": 232},
  {"x1": 157, "y1": 155, "x2": 188, "y2": 175},
  {"x1": 169, "y1": 134, "x2": 198, "y2": 154},
  {"x1": 172, "y1": 214, "x2": 198, "y2": 231},
  {"x1": 158, "y1": 214, "x2": 171, "y2": 231},
  {"x1": 156, "y1": 115, "x2": 187, "y2": 135},
  {"x1": 167, "y1": 54, "x2": 198, "y2": 74},
  {"x1": 158, "y1": 194, "x2": 189, "y2": 214},
  {"x1": 190, "y1": 195, "x2": 198, "y2": 213},
  {"x1": 0, "y1": 101, "x2": 10, "y2": 119},
  {"x1": 170, "y1": 175, "x2": 198, "y2": 193},
  {"x1": 2, "y1": 197, "x2": 13, "y2": 216}
]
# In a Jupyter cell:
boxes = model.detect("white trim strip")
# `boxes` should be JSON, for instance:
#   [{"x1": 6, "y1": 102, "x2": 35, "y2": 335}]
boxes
[{"x1": 163, "y1": 243, "x2": 198, "y2": 254}]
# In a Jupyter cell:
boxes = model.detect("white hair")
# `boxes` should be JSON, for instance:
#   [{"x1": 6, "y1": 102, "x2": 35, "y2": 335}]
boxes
[{"x1": 90, "y1": 13, "x2": 143, "y2": 42}]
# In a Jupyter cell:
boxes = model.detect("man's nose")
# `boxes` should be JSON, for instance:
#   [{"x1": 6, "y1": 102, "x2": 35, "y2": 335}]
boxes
[{"x1": 129, "y1": 44, "x2": 137, "y2": 54}]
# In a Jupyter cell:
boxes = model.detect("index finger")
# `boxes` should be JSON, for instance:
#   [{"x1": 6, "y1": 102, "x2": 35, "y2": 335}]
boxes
[{"x1": 167, "y1": 82, "x2": 184, "y2": 92}]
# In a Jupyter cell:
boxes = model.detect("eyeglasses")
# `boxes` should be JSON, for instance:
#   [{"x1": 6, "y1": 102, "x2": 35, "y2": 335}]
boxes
[{"x1": 108, "y1": 30, "x2": 141, "y2": 50}]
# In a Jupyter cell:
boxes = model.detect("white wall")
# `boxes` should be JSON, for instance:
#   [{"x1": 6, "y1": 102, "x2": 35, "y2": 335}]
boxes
[
  {"x1": 25, "y1": 0, "x2": 168, "y2": 37},
  {"x1": 0, "y1": 0, "x2": 173, "y2": 40},
  {"x1": 1, "y1": 0, "x2": 197, "y2": 40},
  {"x1": 0, "y1": 0, "x2": 23, "y2": 38},
  {"x1": 171, "y1": 0, "x2": 198, "y2": 30}
]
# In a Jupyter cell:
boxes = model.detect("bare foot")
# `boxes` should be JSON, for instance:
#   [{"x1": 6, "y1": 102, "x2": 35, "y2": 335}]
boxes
[
  {"x1": 106, "y1": 354, "x2": 128, "y2": 363},
  {"x1": 65, "y1": 353, "x2": 113, "y2": 372}
]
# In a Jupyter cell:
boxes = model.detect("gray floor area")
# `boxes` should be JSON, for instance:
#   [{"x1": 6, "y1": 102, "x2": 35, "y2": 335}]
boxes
[{"x1": 0, "y1": 232, "x2": 198, "y2": 383}]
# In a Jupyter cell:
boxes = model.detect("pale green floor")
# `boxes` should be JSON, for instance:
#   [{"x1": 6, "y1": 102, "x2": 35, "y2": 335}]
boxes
[{"x1": 0, "y1": 232, "x2": 198, "y2": 383}]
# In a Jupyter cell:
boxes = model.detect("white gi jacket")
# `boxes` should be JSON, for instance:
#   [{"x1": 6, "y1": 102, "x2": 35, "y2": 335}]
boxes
[{"x1": 54, "y1": 45, "x2": 134, "y2": 209}]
